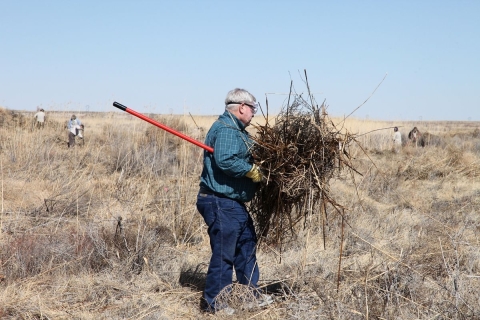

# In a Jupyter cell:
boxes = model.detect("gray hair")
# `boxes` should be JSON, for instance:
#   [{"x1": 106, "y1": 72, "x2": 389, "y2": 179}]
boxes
[{"x1": 225, "y1": 88, "x2": 256, "y2": 110}]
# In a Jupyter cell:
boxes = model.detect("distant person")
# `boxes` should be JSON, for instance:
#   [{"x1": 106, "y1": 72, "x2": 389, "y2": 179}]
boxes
[
  {"x1": 34, "y1": 108, "x2": 46, "y2": 129},
  {"x1": 67, "y1": 115, "x2": 82, "y2": 148},
  {"x1": 408, "y1": 127, "x2": 420, "y2": 147},
  {"x1": 393, "y1": 126, "x2": 402, "y2": 152}
]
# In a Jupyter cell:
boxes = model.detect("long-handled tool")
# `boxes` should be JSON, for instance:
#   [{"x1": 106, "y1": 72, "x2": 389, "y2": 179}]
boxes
[{"x1": 112, "y1": 102, "x2": 213, "y2": 153}]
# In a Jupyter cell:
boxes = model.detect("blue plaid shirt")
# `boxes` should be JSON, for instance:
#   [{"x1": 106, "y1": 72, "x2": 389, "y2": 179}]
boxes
[{"x1": 199, "y1": 110, "x2": 256, "y2": 202}]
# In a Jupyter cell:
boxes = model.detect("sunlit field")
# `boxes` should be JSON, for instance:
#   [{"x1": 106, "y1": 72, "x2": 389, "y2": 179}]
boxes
[{"x1": 1, "y1": 107, "x2": 479, "y2": 319}]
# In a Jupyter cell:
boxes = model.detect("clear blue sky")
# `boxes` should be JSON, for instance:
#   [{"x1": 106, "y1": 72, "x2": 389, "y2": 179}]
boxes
[{"x1": 1, "y1": 0, "x2": 479, "y2": 121}]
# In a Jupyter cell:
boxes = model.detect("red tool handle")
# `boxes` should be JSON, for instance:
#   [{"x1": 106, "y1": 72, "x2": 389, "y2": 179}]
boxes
[{"x1": 113, "y1": 102, "x2": 213, "y2": 153}]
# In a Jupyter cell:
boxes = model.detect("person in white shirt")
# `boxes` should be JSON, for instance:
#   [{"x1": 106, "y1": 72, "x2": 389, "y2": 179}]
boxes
[
  {"x1": 34, "y1": 108, "x2": 46, "y2": 129},
  {"x1": 393, "y1": 127, "x2": 402, "y2": 152}
]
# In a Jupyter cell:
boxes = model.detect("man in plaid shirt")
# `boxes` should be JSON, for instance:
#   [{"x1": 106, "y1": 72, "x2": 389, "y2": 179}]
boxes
[{"x1": 197, "y1": 88, "x2": 271, "y2": 313}]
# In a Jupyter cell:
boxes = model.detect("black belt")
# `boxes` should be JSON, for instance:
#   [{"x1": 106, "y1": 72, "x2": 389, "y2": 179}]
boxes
[
  {"x1": 199, "y1": 188, "x2": 226, "y2": 198},
  {"x1": 199, "y1": 188, "x2": 242, "y2": 201}
]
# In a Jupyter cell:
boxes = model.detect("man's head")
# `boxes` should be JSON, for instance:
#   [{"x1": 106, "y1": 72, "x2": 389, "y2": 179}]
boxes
[
  {"x1": 40, "y1": 109, "x2": 44, "y2": 112},
  {"x1": 224, "y1": 88, "x2": 257, "y2": 126},
  {"x1": 71, "y1": 115, "x2": 76, "y2": 120},
  {"x1": 394, "y1": 127, "x2": 398, "y2": 132}
]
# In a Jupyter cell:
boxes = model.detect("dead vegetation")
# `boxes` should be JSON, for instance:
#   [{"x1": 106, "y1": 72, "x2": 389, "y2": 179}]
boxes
[
  {"x1": 0, "y1": 108, "x2": 28, "y2": 129},
  {"x1": 0, "y1": 105, "x2": 479, "y2": 319},
  {"x1": 250, "y1": 87, "x2": 355, "y2": 245}
]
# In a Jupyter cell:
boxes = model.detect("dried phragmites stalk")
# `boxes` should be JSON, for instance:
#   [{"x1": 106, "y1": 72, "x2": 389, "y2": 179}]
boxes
[{"x1": 249, "y1": 91, "x2": 355, "y2": 245}]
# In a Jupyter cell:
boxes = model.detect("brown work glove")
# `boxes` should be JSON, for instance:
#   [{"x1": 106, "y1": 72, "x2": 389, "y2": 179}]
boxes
[{"x1": 245, "y1": 164, "x2": 263, "y2": 183}]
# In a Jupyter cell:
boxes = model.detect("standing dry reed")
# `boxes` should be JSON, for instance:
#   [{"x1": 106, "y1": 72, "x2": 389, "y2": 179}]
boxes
[{"x1": 0, "y1": 105, "x2": 479, "y2": 319}]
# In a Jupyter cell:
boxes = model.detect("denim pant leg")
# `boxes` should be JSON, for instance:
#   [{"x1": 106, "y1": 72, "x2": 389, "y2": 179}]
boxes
[
  {"x1": 197, "y1": 194, "x2": 240, "y2": 310},
  {"x1": 234, "y1": 212, "x2": 259, "y2": 288}
]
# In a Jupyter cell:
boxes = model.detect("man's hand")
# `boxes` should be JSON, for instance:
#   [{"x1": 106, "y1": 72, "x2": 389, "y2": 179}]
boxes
[{"x1": 246, "y1": 164, "x2": 263, "y2": 183}]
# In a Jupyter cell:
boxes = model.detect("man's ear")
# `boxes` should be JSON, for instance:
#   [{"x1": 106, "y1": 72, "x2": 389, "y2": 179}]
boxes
[{"x1": 238, "y1": 103, "x2": 246, "y2": 115}]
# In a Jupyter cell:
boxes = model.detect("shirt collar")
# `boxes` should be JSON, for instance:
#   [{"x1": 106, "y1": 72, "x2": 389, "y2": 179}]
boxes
[{"x1": 223, "y1": 110, "x2": 246, "y2": 130}]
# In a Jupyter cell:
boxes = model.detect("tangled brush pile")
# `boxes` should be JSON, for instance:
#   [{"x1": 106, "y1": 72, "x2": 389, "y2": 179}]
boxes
[
  {"x1": 0, "y1": 107, "x2": 27, "y2": 129},
  {"x1": 249, "y1": 88, "x2": 357, "y2": 245}
]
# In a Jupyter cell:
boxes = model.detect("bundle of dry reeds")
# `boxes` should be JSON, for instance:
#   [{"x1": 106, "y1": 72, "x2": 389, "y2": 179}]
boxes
[{"x1": 249, "y1": 84, "x2": 356, "y2": 244}]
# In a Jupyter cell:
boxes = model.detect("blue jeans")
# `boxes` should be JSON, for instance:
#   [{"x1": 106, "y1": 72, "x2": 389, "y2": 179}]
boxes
[{"x1": 196, "y1": 192, "x2": 259, "y2": 311}]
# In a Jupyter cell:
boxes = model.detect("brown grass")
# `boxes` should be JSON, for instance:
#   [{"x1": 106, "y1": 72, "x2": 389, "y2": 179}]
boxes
[{"x1": 1, "y1": 107, "x2": 480, "y2": 319}]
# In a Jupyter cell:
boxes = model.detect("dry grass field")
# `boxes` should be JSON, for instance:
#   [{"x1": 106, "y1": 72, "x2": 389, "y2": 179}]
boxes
[{"x1": 1, "y1": 107, "x2": 479, "y2": 319}]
